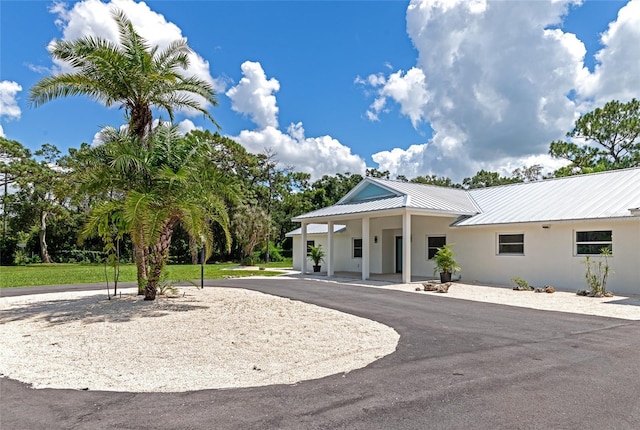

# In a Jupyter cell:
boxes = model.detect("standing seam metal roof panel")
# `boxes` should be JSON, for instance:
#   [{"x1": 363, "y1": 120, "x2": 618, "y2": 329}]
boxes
[
  {"x1": 293, "y1": 178, "x2": 480, "y2": 221},
  {"x1": 366, "y1": 178, "x2": 480, "y2": 214},
  {"x1": 457, "y1": 168, "x2": 640, "y2": 226},
  {"x1": 292, "y1": 168, "x2": 640, "y2": 225},
  {"x1": 293, "y1": 196, "x2": 407, "y2": 220}
]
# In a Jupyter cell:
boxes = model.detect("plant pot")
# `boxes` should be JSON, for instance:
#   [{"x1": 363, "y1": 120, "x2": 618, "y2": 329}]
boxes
[
  {"x1": 313, "y1": 265, "x2": 321, "y2": 272},
  {"x1": 439, "y1": 272, "x2": 451, "y2": 283}
]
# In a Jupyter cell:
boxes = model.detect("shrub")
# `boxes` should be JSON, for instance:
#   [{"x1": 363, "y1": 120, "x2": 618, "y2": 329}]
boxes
[
  {"x1": 309, "y1": 245, "x2": 325, "y2": 266},
  {"x1": 27, "y1": 255, "x2": 42, "y2": 264},
  {"x1": 259, "y1": 242, "x2": 285, "y2": 262},
  {"x1": 13, "y1": 249, "x2": 28, "y2": 266},
  {"x1": 511, "y1": 277, "x2": 532, "y2": 291},
  {"x1": 583, "y1": 247, "x2": 612, "y2": 296},
  {"x1": 432, "y1": 244, "x2": 461, "y2": 275}
]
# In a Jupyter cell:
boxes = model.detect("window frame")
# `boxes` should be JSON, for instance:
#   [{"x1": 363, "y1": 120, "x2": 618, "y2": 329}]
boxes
[
  {"x1": 353, "y1": 238, "x2": 363, "y2": 259},
  {"x1": 575, "y1": 230, "x2": 613, "y2": 256},
  {"x1": 497, "y1": 233, "x2": 525, "y2": 255},
  {"x1": 426, "y1": 235, "x2": 446, "y2": 260}
]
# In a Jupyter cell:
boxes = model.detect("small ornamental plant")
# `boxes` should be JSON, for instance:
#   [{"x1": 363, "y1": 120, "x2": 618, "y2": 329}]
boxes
[
  {"x1": 309, "y1": 245, "x2": 325, "y2": 272},
  {"x1": 511, "y1": 277, "x2": 532, "y2": 291},
  {"x1": 432, "y1": 244, "x2": 461, "y2": 283},
  {"x1": 583, "y1": 247, "x2": 612, "y2": 296}
]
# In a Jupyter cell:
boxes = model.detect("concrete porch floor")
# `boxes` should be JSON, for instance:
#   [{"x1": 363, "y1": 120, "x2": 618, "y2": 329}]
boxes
[{"x1": 300, "y1": 271, "x2": 435, "y2": 284}]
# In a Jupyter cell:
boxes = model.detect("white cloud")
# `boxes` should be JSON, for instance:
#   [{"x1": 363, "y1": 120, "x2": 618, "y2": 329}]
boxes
[
  {"x1": 372, "y1": 143, "x2": 432, "y2": 179},
  {"x1": 0, "y1": 81, "x2": 23, "y2": 120},
  {"x1": 226, "y1": 61, "x2": 366, "y2": 179},
  {"x1": 363, "y1": 0, "x2": 640, "y2": 180},
  {"x1": 48, "y1": 0, "x2": 225, "y2": 113},
  {"x1": 226, "y1": 61, "x2": 280, "y2": 129},
  {"x1": 90, "y1": 118, "x2": 202, "y2": 146},
  {"x1": 232, "y1": 125, "x2": 366, "y2": 180},
  {"x1": 0, "y1": 125, "x2": 4, "y2": 138},
  {"x1": 366, "y1": 68, "x2": 429, "y2": 128},
  {"x1": 176, "y1": 119, "x2": 203, "y2": 135},
  {"x1": 578, "y1": 0, "x2": 640, "y2": 104}
]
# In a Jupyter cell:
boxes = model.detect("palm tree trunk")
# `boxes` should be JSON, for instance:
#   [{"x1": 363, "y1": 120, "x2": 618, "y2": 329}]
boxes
[
  {"x1": 39, "y1": 210, "x2": 52, "y2": 263},
  {"x1": 131, "y1": 105, "x2": 153, "y2": 144},
  {"x1": 145, "y1": 218, "x2": 178, "y2": 300},
  {"x1": 189, "y1": 234, "x2": 198, "y2": 265},
  {"x1": 114, "y1": 238, "x2": 120, "y2": 295},
  {"x1": 134, "y1": 244, "x2": 148, "y2": 295}
]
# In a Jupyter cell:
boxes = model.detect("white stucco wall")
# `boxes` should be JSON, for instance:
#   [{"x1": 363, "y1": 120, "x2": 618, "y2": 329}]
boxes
[
  {"x1": 409, "y1": 215, "x2": 458, "y2": 278},
  {"x1": 291, "y1": 216, "x2": 639, "y2": 295},
  {"x1": 449, "y1": 219, "x2": 640, "y2": 295},
  {"x1": 291, "y1": 233, "x2": 346, "y2": 271}
]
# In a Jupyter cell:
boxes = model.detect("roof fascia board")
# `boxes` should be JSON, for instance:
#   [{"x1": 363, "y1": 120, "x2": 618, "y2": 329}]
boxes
[
  {"x1": 286, "y1": 231, "x2": 346, "y2": 237},
  {"x1": 293, "y1": 208, "x2": 407, "y2": 223},
  {"x1": 292, "y1": 207, "x2": 471, "y2": 223},
  {"x1": 451, "y1": 215, "x2": 639, "y2": 228}
]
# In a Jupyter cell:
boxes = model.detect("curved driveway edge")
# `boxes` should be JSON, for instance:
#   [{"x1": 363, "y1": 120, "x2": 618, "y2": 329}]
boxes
[{"x1": 2, "y1": 278, "x2": 639, "y2": 429}]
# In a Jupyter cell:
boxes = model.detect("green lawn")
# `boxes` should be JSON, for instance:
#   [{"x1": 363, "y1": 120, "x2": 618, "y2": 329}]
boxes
[{"x1": 0, "y1": 261, "x2": 292, "y2": 288}]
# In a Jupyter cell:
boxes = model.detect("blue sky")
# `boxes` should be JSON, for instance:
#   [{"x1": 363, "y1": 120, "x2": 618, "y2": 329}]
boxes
[{"x1": 1, "y1": 0, "x2": 639, "y2": 181}]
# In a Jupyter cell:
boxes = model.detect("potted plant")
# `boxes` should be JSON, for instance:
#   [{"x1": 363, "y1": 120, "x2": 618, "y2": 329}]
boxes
[
  {"x1": 309, "y1": 245, "x2": 325, "y2": 273},
  {"x1": 432, "y1": 244, "x2": 461, "y2": 283}
]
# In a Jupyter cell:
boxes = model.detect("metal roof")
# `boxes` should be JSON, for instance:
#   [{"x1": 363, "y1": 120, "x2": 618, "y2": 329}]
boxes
[
  {"x1": 293, "y1": 195, "x2": 407, "y2": 220},
  {"x1": 292, "y1": 168, "x2": 640, "y2": 225},
  {"x1": 293, "y1": 178, "x2": 479, "y2": 221},
  {"x1": 457, "y1": 167, "x2": 640, "y2": 226},
  {"x1": 368, "y1": 179, "x2": 480, "y2": 214},
  {"x1": 285, "y1": 224, "x2": 346, "y2": 237}
]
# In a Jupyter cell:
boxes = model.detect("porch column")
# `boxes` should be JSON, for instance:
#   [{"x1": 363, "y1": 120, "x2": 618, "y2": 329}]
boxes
[
  {"x1": 402, "y1": 212, "x2": 411, "y2": 283},
  {"x1": 301, "y1": 222, "x2": 308, "y2": 274},
  {"x1": 362, "y1": 216, "x2": 370, "y2": 280},
  {"x1": 327, "y1": 221, "x2": 334, "y2": 277}
]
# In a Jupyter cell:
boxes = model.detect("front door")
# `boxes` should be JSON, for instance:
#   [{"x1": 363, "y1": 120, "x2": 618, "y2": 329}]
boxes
[{"x1": 395, "y1": 236, "x2": 402, "y2": 273}]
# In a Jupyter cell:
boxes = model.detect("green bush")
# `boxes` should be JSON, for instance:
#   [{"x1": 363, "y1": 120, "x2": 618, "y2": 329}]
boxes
[
  {"x1": 260, "y1": 242, "x2": 285, "y2": 262},
  {"x1": 13, "y1": 249, "x2": 28, "y2": 266},
  {"x1": 511, "y1": 277, "x2": 532, "y2": 291},
  {"x1": 583, "y1": 247, "x2": 612, "y2": 296},
  {"x1": 27, "y1": 254, "x2": 42, "y2": 264},
  {"x1": 432, "y1": 244, "x2": 460, "y2": 275}
]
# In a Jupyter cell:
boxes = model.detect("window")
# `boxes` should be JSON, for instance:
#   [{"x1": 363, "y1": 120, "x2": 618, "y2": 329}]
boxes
[
  {"x1": 576, "y1": 230, "x2": 612, "y2": 255},
  {"x1": 427, "y1": 236, "x2": 446, "y2": 260},
  {"x1": 498, "y1": 234, "x2": 524, "y2": 255},
  {"x1": 306, "y1": 240, "x2": 315, "y2": 256},
  {"x1": 353, "y1": 238, "x2": 363, "y2": 258}
]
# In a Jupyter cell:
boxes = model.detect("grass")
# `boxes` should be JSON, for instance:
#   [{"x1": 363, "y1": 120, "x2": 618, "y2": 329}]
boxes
[{"x1": 0, "y1": 260, "x2": 292, "y2": 288}]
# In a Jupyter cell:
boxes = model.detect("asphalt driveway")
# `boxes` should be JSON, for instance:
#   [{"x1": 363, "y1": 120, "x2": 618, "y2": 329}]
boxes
[{"x1": 1, "y1": 278, "x2": 639, "y2": 429}]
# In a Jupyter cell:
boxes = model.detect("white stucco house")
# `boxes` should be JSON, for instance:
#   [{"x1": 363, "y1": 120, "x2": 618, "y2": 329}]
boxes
[{"x1": 287, "y1": 168, "x2": 640, "y2": 295}]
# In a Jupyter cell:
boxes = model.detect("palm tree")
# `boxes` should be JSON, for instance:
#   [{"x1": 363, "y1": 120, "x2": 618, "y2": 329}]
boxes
[
  {"x1": 79, "y1": 124, "x2": 232, "y2": 300},
  {"x1": 232, "y1": 205, "x2": 271, "y2": 265},
  {"x1": 29, "y1": 9, "x2": 218, "y2": 141}
]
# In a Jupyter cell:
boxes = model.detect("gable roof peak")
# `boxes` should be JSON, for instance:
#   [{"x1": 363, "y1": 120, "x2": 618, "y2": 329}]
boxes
[{"x1": 337, "y1": 177, "x2": 404, "y2": 204}]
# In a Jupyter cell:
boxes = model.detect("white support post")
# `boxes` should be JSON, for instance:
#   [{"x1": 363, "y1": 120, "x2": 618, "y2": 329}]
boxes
[
  {"x1": 301, "y1": 222, "x2": 308, "y2": 274},
  {"x1": 327, "y1": 221, "x2": 334, "y2": 277},
  {"x1": 402, "y1": 212, "x2": 411, "y2": 283},
  {"x1": 362, "y1": 217, "x2": 370, "y2": 280}
]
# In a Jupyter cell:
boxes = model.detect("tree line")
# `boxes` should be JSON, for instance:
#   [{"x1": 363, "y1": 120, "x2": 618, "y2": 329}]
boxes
[{"x1": 1, "y1": 10, "x2": 638, "y2": 300}]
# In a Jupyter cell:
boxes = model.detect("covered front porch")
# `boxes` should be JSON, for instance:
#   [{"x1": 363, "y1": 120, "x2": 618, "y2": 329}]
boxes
[
  {"x1": 290, "y1": 176, "x2": 478, "y2": 284},
  {"x1": 294, "y1": 210, "x2": 458, "y2": 284},
  {"x1": 298, "y1": 212, "x2": 416, "y2": 283}
]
